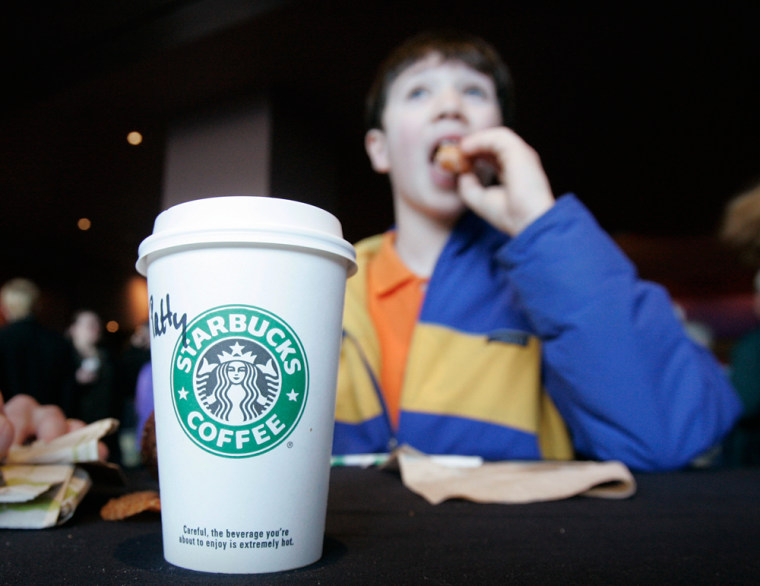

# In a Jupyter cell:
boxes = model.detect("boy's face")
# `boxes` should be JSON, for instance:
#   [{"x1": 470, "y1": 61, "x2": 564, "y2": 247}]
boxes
[{"x1": 366, "y1": 53, "x2": 502, "y2": 222}]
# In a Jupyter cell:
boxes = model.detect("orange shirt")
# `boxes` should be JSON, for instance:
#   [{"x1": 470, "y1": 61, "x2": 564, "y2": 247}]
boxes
[{"x1": 367, "y1": 232, "x2": 428, "y2": 429}]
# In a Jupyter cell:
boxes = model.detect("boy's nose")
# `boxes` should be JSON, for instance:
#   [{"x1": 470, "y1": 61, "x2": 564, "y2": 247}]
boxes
[{"x1": 433, "y1": 88, "x2": 466, "y2": 120}]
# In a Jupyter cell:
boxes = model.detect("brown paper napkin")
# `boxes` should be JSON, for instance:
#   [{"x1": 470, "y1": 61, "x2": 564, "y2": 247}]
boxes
[{"x1": 390, "y1": 446, "x2": 636, "y2": 505}]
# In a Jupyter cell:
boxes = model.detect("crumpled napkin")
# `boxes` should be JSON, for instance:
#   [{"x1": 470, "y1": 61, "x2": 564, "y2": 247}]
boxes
[
  {"x1": 0, "y1": 418, "x2": 121, "y2": 529},
  {"x1": 387, "y1": 445, "x2": 636, "y2": 505}
]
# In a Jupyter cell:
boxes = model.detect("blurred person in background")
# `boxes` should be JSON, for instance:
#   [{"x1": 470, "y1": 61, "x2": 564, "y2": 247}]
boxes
[
  {"x1": 134, "y1": 360, "x2": 153, "y2": 444},
  {"x1": 114, "y1": 321, "x2": 151, "y2": 467},
  {"x1": 724, "y1": 269, "x2": 760, "y2": 465},
  {"x1": 0, "y1": 278, "x2": 75, "y2": 411},
  {"x1": 722, "y1": 184, "x2": 760, "y2": 465},
  {"x1": 115, "y1": 321, "x2": 150, "y2": 427},
  {"x1": 67, "y1": 309, "x2": 120, "y2": 463},
  {"x1": 68, "y1": 310, "x2": 115, "y2": 422}
]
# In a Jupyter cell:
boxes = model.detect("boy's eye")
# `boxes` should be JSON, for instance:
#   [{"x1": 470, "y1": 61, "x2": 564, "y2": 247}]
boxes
[
  {"x1": 463, "y1": 85, "x2": 488, "y2": 99},
  {"x1": 407, "y1": 86, "x2": 429, "y2": 100}
]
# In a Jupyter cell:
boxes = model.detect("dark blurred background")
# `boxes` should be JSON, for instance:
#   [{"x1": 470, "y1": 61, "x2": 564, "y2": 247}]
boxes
[{"x1": 2, "y1": 0, "x2": 759, "y2": 358}]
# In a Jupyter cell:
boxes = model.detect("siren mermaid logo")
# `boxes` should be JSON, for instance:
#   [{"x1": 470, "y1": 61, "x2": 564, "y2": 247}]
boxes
[{"x1": 170, "y1": 305, "x2": 308, "y2": 457}]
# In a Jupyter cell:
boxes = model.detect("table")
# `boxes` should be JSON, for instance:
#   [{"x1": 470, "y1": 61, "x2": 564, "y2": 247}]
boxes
[{"x1": 2, "y1": 466, "x2": 759, "y2": 584}]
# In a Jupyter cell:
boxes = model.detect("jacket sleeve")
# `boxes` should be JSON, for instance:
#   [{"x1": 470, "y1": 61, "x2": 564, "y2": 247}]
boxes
[{"x1": 497, "y1": 194, "x2": 743, "y2": 471}]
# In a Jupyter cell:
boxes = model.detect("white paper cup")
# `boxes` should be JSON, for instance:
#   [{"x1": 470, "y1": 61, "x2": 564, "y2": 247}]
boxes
[{"x1": 136, "y1": 196, "x2": 356, "y2": 574}]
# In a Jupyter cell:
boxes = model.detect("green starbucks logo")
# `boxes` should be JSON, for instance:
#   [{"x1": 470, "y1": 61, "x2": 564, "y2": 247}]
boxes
[{"x1": 171, "y1": 305, "x2": 308, "y2": 457}]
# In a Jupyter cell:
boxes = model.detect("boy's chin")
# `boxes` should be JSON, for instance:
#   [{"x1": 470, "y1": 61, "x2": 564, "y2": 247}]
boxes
[
  {"x1": 430, "y1": 166, "x2": 459, "y2": 191},
  {"x1": 423, "y1": 195, "x2": 467, "y2": 223}
]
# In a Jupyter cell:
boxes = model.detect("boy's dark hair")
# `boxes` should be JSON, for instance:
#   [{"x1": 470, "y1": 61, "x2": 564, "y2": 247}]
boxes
[{"x1": 365, "y1": 30, "x2": 515, "y2": 131}]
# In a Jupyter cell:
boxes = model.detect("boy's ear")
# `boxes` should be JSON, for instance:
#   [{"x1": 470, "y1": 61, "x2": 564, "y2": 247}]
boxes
[{"x1": 365, "y1": 129, "x2": 390, "y2": 173}]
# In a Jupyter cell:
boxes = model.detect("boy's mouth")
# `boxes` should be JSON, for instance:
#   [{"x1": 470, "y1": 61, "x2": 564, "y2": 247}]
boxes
[
  {"x1": 429, "y1": 137, "x2": 462, "y2": 164},
  {"x1": 431, "y1": 138, "x2": 472, "y2": 175},
  {"x1": 430, "y1": 137, "x2": 500, "y2": 187},
  {"x1": 429, "y1": 138, "x2": 465, "y2": 191}
]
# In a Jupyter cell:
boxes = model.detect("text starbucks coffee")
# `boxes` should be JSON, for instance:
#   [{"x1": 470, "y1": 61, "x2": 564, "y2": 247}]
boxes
[
  {"x1": 174, "y1": 312, "x2": 303, "y2": 375},
  {"x1": 186, "y1": 409, "x2": 287, "y2": 450}
]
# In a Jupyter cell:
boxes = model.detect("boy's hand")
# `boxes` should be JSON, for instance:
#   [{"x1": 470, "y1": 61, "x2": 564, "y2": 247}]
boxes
[{"x1": 458, "y1": 127, "x2": 555, "y2": 236}]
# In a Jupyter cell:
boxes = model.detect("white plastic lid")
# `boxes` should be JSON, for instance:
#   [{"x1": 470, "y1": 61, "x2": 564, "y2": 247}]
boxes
[{"x1": 136, "y1": 196, "x2": 357, "y2": 276}]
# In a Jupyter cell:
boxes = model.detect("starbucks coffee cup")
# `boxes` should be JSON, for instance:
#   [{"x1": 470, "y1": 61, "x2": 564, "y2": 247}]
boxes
[{"x1": 136, "y1": 196, "x2": 356, "y2": 574}]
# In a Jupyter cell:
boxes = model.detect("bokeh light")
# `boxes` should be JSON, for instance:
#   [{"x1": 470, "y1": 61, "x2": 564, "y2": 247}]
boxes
[{"x1": 126, "y1": 131, "x2": 143, "y2": 146}]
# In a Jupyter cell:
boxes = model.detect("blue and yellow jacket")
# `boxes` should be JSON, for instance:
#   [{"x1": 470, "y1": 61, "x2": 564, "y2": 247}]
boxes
[{"x1": 333, "y1": 195, "x2": 742, "y2": 471}]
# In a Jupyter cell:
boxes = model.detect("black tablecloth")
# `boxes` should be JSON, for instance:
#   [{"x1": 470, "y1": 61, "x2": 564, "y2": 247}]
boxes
[{"x1": 2, "y1": 466, "x2": 759, "y2": 584}]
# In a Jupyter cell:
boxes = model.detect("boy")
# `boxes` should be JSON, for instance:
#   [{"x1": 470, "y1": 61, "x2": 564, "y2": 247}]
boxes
[{"x1": 332, "y1": 30, "x2": 742, "y2": 471}]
